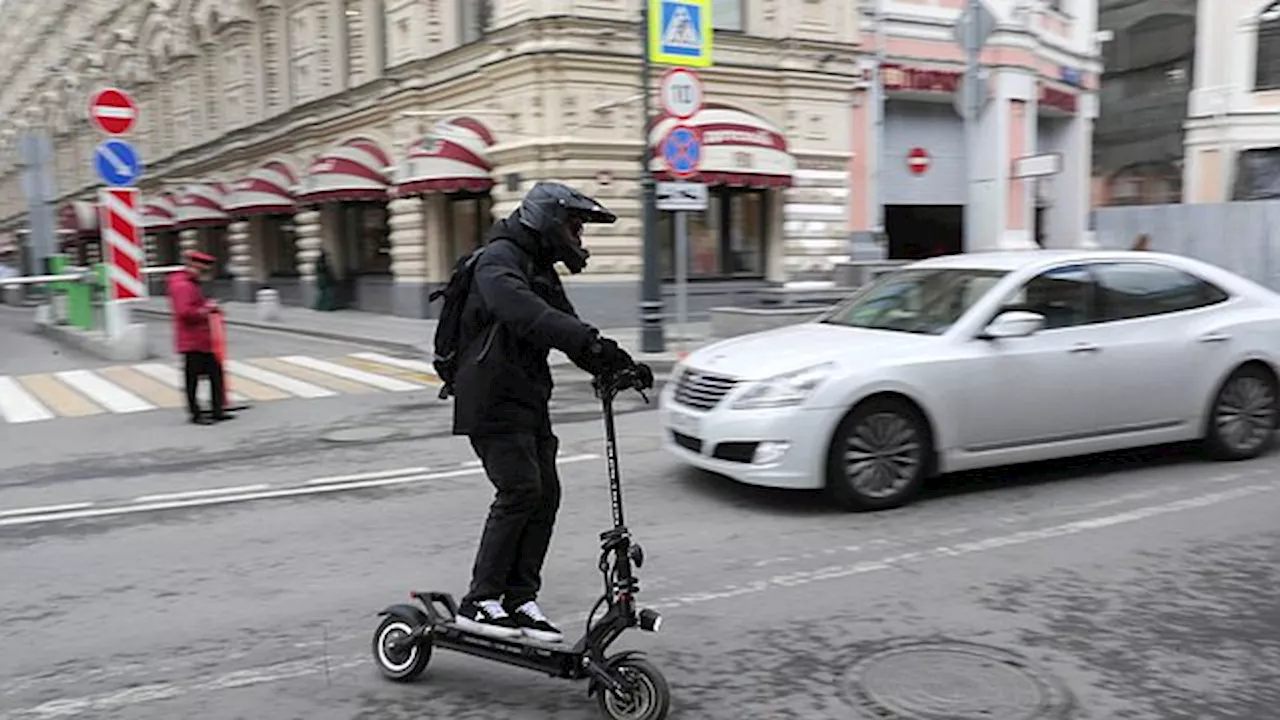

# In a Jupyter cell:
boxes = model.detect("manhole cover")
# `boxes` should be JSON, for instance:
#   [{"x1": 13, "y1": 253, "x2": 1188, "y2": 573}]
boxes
[
  {"x1": 845, "y1": 642, "x2": 1071, "y2": 720},
  {"x1": 321, "y1": 426, "x2": 400, "y2": 443}
]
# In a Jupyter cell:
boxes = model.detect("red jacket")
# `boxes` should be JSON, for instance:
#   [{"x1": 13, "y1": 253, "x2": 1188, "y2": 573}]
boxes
[{"x1": 167, "y1": 270, "x2": 214, "y2": 353}]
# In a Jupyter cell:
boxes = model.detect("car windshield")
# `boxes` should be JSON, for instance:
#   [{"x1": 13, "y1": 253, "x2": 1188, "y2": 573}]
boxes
[{"x1": 819, "y1": 268, "x2": 1008, "y2": 335}]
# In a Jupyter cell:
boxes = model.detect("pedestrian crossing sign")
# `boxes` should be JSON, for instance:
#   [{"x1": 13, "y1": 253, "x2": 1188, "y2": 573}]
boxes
[{"x1": 649, "y1": 0, "x2": 713, "y2": 68}]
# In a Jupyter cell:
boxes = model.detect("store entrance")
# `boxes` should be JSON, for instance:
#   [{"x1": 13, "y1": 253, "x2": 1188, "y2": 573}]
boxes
[{"x1": 885, "y1": 205, "x2": 964, "y2": 259}]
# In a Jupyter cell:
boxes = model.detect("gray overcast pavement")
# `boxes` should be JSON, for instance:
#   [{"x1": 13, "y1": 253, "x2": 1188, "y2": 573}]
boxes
[{"x1": 2, "y1": 387, "x2": 1278, "y2": 720}]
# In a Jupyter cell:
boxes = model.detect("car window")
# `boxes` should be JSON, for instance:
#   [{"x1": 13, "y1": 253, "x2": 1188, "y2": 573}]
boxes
[
  {"x1": 820, "y1": 268, "x2": 1008, "y2": 335},
  {"x1": 1093, "y1": 262, "x2": 1230, "y2": 321},
  {"x1": 999, "y1": 264, "x2": 1096, "y2": 330}
]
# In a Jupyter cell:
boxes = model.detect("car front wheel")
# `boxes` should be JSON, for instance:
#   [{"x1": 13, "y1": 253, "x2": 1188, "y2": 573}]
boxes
[
  {"x1": 1205, "y1": 364, "x2": 1279, "y2": 461},
  {"x1": 826, "y1": 397, "x2": 930, "y2": 512}
]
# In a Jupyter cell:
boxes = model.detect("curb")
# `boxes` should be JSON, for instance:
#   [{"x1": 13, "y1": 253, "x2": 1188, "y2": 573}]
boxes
[{"x1": 133, "y1": 307, "x2": 685, "y2": 376}]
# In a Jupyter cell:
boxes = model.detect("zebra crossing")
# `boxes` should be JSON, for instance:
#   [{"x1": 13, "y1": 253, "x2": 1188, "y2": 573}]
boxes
[{"x1": 0, "y1": 352, "x2": 441, "y2": 424}]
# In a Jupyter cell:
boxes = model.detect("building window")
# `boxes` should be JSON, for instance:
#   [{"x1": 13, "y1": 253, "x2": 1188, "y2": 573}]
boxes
[
  {"x1": 460, "y1": 0, "x2": 491, "y2": 44},
  {"x1": 659, "y1": 188, "x2": 767, "y2": 280},
  {"x1": 712, "y1": 0, "x2": 744, "y2": 32},
  {"x1": 1257, "y1": 2, "x2": 1280, "y2": 90}
]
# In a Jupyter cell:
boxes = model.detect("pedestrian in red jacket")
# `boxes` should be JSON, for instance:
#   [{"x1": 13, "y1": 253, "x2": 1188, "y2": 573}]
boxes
[{"x1": 168, "y1": 251, "x2": 231, "y2": 425}]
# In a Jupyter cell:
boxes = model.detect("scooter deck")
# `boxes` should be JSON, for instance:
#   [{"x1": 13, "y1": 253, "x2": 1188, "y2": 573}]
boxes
[{"x1": 434, "y1": 620, "x2": 575, "y2": 654}]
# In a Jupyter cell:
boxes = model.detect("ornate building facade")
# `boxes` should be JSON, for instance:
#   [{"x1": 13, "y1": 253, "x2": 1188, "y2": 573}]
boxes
[{"x1": 0, "y1": 0, "x2": 1100, "y2": 323}]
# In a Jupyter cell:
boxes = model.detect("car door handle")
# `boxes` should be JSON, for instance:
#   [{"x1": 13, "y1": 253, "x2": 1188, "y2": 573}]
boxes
[
  {"x1": 1069, "y1": 343, "x2": 1100, "y2": 354},
  {"x1": 1198, "y1": 332, "x2": 1230, "y2": 343}
]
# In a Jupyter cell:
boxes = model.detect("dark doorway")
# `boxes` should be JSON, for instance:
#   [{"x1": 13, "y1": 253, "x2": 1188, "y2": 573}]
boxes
[{"x1": 885, "y1": 205, "x2": 964, "y2": 260}]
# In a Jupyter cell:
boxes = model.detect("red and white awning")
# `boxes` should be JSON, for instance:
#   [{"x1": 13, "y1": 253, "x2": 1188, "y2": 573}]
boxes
[
  {"x1": 297, "y1": 137, "x2": 392, "y2": 204},
  {"x1": 649, "y1": 104, "x2": 795, "y2": 188},
  {"x1": 395, "y1": 117, "x2": 496, "y2": 196},
  {"x1": 141, "y1": 192, "x2": 178, "y2": 232},
  {"x1": 224, "y1": 160, "x2": 298, "y2": 216},
  {"x1": 174, "y1": 183, "x2": 230, "y2": 229},
  {"x1": 58, "y1": 200, "x2": 99, "y2": 238}
]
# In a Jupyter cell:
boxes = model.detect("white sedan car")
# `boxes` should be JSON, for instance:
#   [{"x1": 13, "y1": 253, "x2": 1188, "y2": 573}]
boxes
[{"x1": 659, "y1": 250, "x2": 1280, "y2": 511}]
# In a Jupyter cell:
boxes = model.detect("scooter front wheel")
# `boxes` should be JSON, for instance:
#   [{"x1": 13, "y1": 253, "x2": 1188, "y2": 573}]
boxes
[
  {"x1": 597, "y1": 657, "x2": 671, "y2": 720},
  {"x1": 372, "y1": 616, "x2": 432, "y2": 682}
]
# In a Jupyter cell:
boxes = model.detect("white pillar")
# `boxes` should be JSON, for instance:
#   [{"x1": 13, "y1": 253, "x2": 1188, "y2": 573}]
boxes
[
  {"x1": 293, "y1": 209, "x2": 322, "y2": 308},
  {"x1": 388, "y1": 196, "x2": 430, "y2": 317},
  {"x1": 179, "y1": 228, "x2": 199, "y2": 253},
  {"x1": 228, "y1": 219, "x2": 253, "y2": 301}
]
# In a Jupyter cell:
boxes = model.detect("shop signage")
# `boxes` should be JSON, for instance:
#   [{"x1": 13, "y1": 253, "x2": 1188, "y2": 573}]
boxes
[
  {"x1": 1039, "y1": 84, "x2": 1078, "y2": 114},
  {"x1": 882, "y1": 64, "x2": 963, "y2": 95}
]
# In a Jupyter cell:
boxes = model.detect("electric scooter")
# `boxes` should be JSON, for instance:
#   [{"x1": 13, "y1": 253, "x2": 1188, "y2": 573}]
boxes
[{"x1": 371, "y1": 365, "x2": 671, "y2": 720}]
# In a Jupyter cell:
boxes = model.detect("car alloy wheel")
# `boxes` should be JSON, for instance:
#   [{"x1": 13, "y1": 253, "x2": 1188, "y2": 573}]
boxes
[
  {"x1": 1214, "y1": 370, "x2": 1277, "y2": 456},
  {"x1": 845, "y1": 412, "x2": 922, "y2": 499},
  {"x1": 827, "y1": 397, "x2": 930, "y2": 512}
]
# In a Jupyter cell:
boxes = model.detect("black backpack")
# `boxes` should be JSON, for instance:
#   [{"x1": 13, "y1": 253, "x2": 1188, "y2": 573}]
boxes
[{"x1": 428, "y1": 239, "x2": 530, "y2": 400}]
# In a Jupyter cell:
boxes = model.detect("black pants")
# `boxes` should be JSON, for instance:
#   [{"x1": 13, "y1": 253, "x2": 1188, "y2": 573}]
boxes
[
  {"x1": 183, "y1": 351, "x2": 225, "y2": 419},
  {"x1": 463, "y1": 432, "x2": 562, "y2": 609}
]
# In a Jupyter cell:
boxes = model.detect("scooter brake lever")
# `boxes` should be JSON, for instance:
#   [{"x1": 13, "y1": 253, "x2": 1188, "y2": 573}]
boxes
[{"x1": 635, "y1": 389, "x2": 649, "y2": 404}]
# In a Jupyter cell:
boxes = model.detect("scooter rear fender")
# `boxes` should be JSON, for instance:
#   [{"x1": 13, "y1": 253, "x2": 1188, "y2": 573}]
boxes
[{"x1": 377, "y1": 603, "x2": 430, "y2": 628}]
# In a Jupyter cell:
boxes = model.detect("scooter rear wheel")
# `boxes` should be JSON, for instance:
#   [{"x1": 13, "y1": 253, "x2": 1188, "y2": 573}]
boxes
[
  {"x1": 372, "y1": 616, "x2": 432, "y2": 682},
  {"x1": 597, "y1": 657, "x2": 670, "y2": 720}
]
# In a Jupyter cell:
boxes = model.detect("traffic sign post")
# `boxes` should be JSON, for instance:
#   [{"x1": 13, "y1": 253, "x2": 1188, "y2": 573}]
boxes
[
  {"x1": 657, "y1": 118, "x2": 704, "y2": 351},
  {"x1": 659, "y1": 67, "x2": 704, "y2": 119},
  {"x1": 957, "y1": 0, "x2": 995, "y2": 251},
  {"x1": 89, "y1": 88, "x2": 138, "y2": 136}
]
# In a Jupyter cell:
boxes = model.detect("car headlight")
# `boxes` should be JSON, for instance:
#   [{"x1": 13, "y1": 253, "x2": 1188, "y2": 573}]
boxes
[{"x1": 731, "y1": 363, "x2": 835, "y2": 409}]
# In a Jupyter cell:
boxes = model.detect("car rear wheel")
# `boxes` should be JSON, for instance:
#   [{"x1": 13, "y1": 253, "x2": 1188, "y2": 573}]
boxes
[
  {"x1": 1205, "y1": 364, "x2": 1279, "y2": 461},
  {"x1": 826, "y1": 397, "x2": 930, "y2": 512}
]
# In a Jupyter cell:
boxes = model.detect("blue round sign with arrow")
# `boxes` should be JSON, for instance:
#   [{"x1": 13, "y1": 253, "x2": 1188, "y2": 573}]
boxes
[
  {"x1": 662, "y1": 124, "x2": 702, "y2": 179},
  {"x1": 94, "y1": 139, "x2": 144, "y2": 187}
]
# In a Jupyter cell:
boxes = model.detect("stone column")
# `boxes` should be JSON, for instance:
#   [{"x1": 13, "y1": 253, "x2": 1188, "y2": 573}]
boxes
[
  {"x1": 388, "y1": 196, "x2": 430, "y2": 318},
  {"x1": 227, "y1": 219, "x2": 254, "y2": 302},
  {"x1": 293, "y1": 209, "x2": 322, "y2": 309},
  {"x1": 179, "y1": 228, "x2": 199, "y2": 254}
]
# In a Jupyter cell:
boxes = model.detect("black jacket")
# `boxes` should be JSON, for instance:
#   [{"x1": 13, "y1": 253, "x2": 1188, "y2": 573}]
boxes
[{"x1": 450, "y1": 217, "x2": 599, "y2": 436}]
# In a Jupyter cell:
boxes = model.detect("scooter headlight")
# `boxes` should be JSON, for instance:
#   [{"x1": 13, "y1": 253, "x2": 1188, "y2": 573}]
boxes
[
  {"x1": 629, "y1": 543, "x2": 645, "y2": 568},
  {"x1": 639, "y1": 608, "x2": 662, "y2": 633}
]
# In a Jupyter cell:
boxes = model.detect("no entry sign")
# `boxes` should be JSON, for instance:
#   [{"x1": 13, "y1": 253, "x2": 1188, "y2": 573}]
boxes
[
  {"x1": 907, "y1": 147, "x2": 931, "y2": 176},
  {"x1": 89, "y1": 87, "x2": 138, "y2": 136}
]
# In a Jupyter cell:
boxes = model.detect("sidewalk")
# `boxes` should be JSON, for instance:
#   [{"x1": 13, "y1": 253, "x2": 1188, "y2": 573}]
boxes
[{"x1": 132, "y1": 297, "x2": 711, "y2": 371}]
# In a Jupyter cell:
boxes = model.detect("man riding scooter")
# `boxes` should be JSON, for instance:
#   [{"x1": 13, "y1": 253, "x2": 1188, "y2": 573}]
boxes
[{"x1": 449, "y1": 181, "x2": 648, "y2": 643}]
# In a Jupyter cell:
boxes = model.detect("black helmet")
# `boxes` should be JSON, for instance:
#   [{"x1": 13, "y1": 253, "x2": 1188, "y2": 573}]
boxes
[{"x1": 515, "y1": 181, "x2": 617, "y2": 274}]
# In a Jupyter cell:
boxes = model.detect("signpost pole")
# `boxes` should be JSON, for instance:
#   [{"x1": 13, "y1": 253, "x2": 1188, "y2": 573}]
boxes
[
  {"x1": 674, "y1": 209, "x2": 688, "y2": 351},
  {"x1": 962, "y1": 0, "x2": 982, "y2": 253},
  {"x1": 639, "y1": 0, "x2": 665, "y2": 353}
]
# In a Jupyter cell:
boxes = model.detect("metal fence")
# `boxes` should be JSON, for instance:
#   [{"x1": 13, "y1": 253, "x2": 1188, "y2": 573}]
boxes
[{"x1": 1093, "y1": 201, "x2": 1280, "y2": 290}]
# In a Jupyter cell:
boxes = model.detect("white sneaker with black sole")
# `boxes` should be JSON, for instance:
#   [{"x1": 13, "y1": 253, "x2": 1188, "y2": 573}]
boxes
[
  {"x1": 454, "y1": 598, "x2": 523, "y2": 639},
  {"x1": 508, "y1": 600, "x2": 564, "y2": 643}
]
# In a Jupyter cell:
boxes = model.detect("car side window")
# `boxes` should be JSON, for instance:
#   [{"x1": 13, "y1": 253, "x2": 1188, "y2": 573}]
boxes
[
  {"x1": 999, "y1": 265, "x2": 1096, "y2": 330},
  {"x1": 1093, "y1": 262, "x2": 1231, "y2": 321}
]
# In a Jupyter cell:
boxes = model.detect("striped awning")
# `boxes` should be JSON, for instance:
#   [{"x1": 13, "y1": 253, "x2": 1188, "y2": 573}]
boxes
[
  {"x1": 395, "y1": 117, "x2": 496, "y2": 196},
  {"x1": 174, "y1": 183, "x2": 230, "y2": 229},
  {"x1": 141, "y1": 192, "x2": 179, "y2": 232},
  {"x1": 297, "y1": 137, "x2": 392, "y2": 205},
  {"x1": 649, "y1": 104, "x2": 795, "y2": 188},
  {"x1": 58, "y1": 200, "x2": 99, "y2": 238},
  {"x1": 224, "y1": 160, "x2": 298, "y2": 217}
]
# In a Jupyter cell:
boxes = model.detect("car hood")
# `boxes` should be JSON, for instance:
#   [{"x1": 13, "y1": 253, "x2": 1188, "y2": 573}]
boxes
[{"x1": 681, "y1": 322, "x2": 937, "y2": 381}]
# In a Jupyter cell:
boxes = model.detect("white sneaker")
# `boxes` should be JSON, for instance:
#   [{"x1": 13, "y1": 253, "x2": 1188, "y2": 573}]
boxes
[
  {"x1": 509, "y1": 600, "x2": 564, "y2": 643},
  {"x1": 454, "y1": 598, "x2": 523, "y2": 639}
]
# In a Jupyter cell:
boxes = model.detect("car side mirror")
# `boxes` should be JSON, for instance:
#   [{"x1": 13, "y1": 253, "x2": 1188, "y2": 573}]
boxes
[{"x1": 979, "y1": 310, "x2": 1045, "y2": 340}]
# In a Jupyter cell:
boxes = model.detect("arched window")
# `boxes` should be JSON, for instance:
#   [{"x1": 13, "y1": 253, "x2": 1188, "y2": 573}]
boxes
[{"x1": 1256, "y1": 1, "x2": 1280, "y2": 90}]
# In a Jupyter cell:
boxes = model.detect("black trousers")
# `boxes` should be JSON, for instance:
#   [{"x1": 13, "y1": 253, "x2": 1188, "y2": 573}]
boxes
[
  {"x1": 463, "y1": 432, "x2": 562, "y2": 609},
  {"x1": 183, "y1": 351, "x2": 225, "y2": 419}
]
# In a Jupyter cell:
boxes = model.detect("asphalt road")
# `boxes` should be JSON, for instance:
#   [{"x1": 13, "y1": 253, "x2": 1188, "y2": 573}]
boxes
[{"x1": 2, "y1": 380, "x2": 1278, "y2": 720}]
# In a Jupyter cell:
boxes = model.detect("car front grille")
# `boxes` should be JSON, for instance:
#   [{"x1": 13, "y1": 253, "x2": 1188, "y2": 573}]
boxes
[{"x1": 673, "y1": 368, "x2": 739, "y2": 410}]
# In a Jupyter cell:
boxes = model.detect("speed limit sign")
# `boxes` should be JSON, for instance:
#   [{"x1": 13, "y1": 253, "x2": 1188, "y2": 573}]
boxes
[{"x1": 659, "y1": 68, "x2": 704, "y2": 120}]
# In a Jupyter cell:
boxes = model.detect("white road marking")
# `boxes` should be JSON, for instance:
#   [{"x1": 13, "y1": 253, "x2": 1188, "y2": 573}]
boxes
[
  {"x1": 54, "y1": 370, "x2": 155, "y2": 414},
  {"x1": 305, "y1": 466, "x2": 431, "y2": 486},
  {"x1": 0, "y1": 376, "x2": 55, "y2": 423},
  {"x1": 350, "y1": 351, "x2": 437, "y2": 375},
  {"x1": 0, "y1": 502, "x2": 94, "y2": 519},
  {"x1": 644, "y1": 481, "x2": 1278, "y2": 610},
  {"x1": 134, "y1": 484, "x2": 271, "y2": 503},
  {"x1": 277, "y1": 355, "x2": 421, "y2": 392},
  {"x1": 4, "y1": 477, "x2": 1271, "y2": 717},
  {"x1": 133, "y1": 363, "x2": 249, "y2": 403},
  {"x1": 0, "y1": 455, "x2": 599, "y2": 528},
  {"x1": 225, "y1": 360, "x2": 335, "y2": 398}
]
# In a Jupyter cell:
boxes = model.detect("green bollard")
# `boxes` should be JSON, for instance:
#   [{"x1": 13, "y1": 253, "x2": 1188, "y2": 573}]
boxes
[{"x1": 47, "y1": 254, "x2": 70, "y2": 325}]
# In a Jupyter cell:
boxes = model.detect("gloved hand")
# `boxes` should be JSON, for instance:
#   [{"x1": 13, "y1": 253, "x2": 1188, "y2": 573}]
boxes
[
  {"x1": 631, "y1": 362, "x2": 654, "y2": 391},
  {"x1": 584, "y1": 336, "x2": 634, "y2": 377}
]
